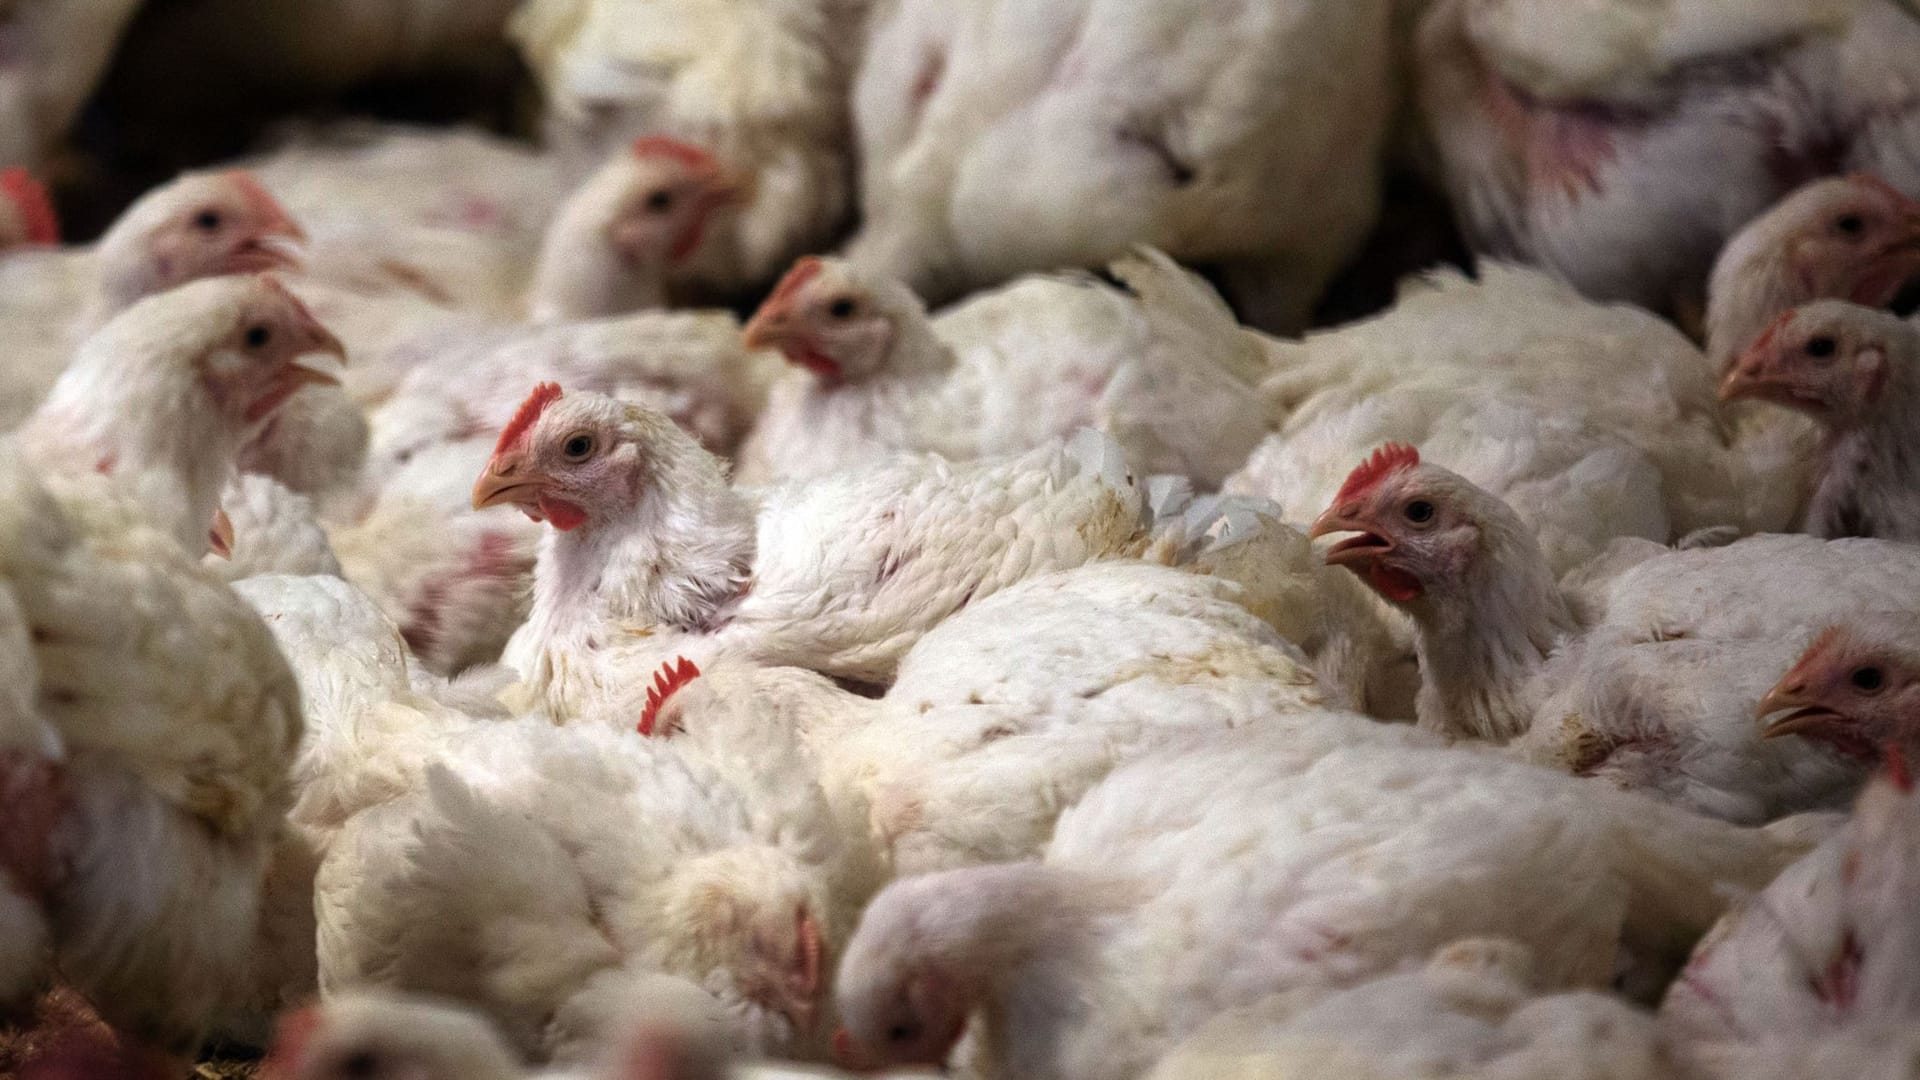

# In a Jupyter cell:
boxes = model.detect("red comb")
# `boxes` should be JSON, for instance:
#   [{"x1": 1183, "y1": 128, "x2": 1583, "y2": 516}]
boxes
[
  {"x1": 638, "y1": 656, "x2": 700, "y2": 737},
  {"x1": 631, "y1": 136, "x2": 719, "y2": 172},
  {"x1": 0, "y1": 167, "x2": 58, "y2": 246},
  {"x1": 1886, "y1": 743, "x2": 1913, "y2": 792},
  {"x1": 761, "y1": 256, "x2": 824, "y2": 313},
  {"x1": 1334, "y1": 443, "x2": 1420, "y2": 505},
  {"x1": 225, "y1": 169, "x2": 285, "y2": 216},
  {"x1": 1847, "y1": 172, "x2": 1917, "y2": 208},
  {"x1": 495, "y1": 383, "x2": 563, "y2": 455}
]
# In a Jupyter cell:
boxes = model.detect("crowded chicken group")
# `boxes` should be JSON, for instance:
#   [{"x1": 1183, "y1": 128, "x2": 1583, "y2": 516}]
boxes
[{"x1": 3, "y1": 0, "x2": 1920, "y2": 1077}]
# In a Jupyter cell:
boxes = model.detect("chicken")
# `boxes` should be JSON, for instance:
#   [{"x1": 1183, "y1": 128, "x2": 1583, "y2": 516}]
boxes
[
  {"x1": 0, "y1": 167, "x2": 58, "y2": 251},
  {"x1": 0, "y1": 450, "x2": 304, "y2": 1054},
  {"x1": 833, "y1": 713, "x2": 1803, "y2": 1080},
  {"x1": 1720, "y1": 301, "x2": 1920, "y2": 541},
  {"x1": 0, "y1": 0, "x2": 145, "y2": 170},
  {"x1": 0, "y1": 169, "x2": 307, "y2": 426},
  {"x1": 474, "y1": 385, "x2": 1197, "y2": 716},
  {"x1": 1413, "y1": 0, "x2": 1856, "y2": 319},
  {"x1": 1661, "y1": 762, "x2": 1920, "y2": 1075},
  {"x1": 1230, "y1": 263, "x2": 1789, "y2": 576},
  {"x1": 734, "y1": 249, "x2": 1274, "y2": 487},
  {"x1": 511, "y1": 0, "x2": 867, "y2": 303},
  {"x1": 1703, "y1": 174, "x2": 1920, "y2": 371},
  {"x1": 265, "y1": 992, "x2": 531, "y2": 1080},
  {"x1": 844, "y1": 0, "x2": 1392, "y2": 331},
  {"x1": 1310, "y1": 444, "x2": 1920, "y2": 821},
  {"x1": 11, "y1": 274, "x2": 348, "y2": 557},
  {"x1": 315, "y1": 718, "x2": 849, "y2": 1060},
  {"x1": 1144, "y1": 939, "x2": 1668, "y2": 1080},
  {"x1": 528, "y1": 137, "x2": 752, "y2": 320},
  {"x1": 1757, "y1": 615, "x2": 1920, "y2": 767}
]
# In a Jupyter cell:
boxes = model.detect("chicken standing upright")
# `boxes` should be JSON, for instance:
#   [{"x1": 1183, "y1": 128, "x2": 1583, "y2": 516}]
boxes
[
  {"x1": 0, "y1": 450, "x2": 304, "y2": 1056},
  {"x1": 1720, "y1": 302, "x2": 1920, "y2": 541},
  {"x1": 10, "y1": 274, "x2": 347, "y2": 558},
  {"x1": 735, "y1": 250, "x2": 1273, "y2": 487},
  {"x1": 473, "y1": 385, "x2": 1201, "y2": 715},
  {"x1": 844, "y1": 0, "x2": 1391, "y2": 331}
]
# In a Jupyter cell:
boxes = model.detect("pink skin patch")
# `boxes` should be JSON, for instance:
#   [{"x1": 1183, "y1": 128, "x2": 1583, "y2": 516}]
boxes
[
  {"x1": 496, "y1": 383, "x2": 564, "y2": 455},
  {"x1": 537, "y1": 495, "x2": 588, "y2": 532},
  {"x1": 1366, "y1": 564, "x2": 1424, "y2": 603},
  {"x1": 1809, "y1": 930, "x2": 1862, "y2": 1009},
  {"x1": 263, "y1": 1004, "x2": 323, "y2": 1077},
  {"x1": 1334, "y1": 443, "x2": 1420, "y2": 506},
  {"x1": 0, "y1": 168, "x2": 59, "y2": 246},
  {"x1": 631, "y1": 135, "x2": 719, "y2": 172},
  {"x1": 637, "y1": 656, "x2": 701, "y2": 737},
  {"x1": 1888, "y1": 743, "x2": 1914, "y2": 792},
  {"x1": 1483, "y1": 74, "x2": 1624, "y2": 204}
]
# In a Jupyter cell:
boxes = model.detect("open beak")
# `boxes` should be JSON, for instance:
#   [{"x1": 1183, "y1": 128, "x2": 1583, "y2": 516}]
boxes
[
  {"x1": 208, "y1": 507, "x2": 234, "y2": 560},
  {"x1": 472, "y1": 452, "x2": 546, "y2": 513},
  {"x1": 1756, "y1": 681, "x2": 1858, "y2": 744},
  {"x1": 1309, "y1": 507, "x2": 1394, "y2": 567}
]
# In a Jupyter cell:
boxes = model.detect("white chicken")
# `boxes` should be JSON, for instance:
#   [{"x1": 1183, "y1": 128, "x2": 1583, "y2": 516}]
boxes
[
  {"x1": 1662, "y1": 762, "x2": 1920, "y2": 1074},
  {"x1": 833, "y1": 714, "x2": 1803, "y2": 1080},
  {"x1": 845, "y1": 0, "x2": 1392, "y2": 332},
  {"x1": 473, "y1": 386, "x2": 1203, "y2": 716},
  {"x1": 0, "y1": 169, "x2": 308, "y2": 426},
  {"x1": 0, "y1": 451, "x2": 304, "y2": 1057},
  {"x1": 1720, "y1": 301, "x2": 1920, "y2": 541},
  {"x1": 1310, "y1": 444, "x2": 1920, "y2": 821},
  {"x1": 1144, "y1": 939, "x2": 1669, "y2": 1080},
  {"x1": 1755, "y1": 613, "x2": 1920, "y2": 768},
  {"x1": 10, "y1": 274, "x2": 347, "y2": 558},
  {"x1": 1703, "y1": 173, "x2": 1920, "y2": 371},
  {"x1": 1413, "y1": 0, "x2": 1863, "y2": 319},
  {"x1": 1230, "y1": 263, "x2": 1796, "y2": 572},
  {"x1": 734, "y1": 249, "x2": 1273, "y2": 487},
  {"x1": 511, "y1": 0, "x2": 868, "y2": 302}
]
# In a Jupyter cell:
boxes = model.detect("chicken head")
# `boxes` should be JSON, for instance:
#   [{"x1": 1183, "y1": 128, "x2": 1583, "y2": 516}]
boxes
[
  {"x1": 1760, "y1": 618, "x2": 1920, "y2": 765},
  {"x1": 96, "y1": 170, "x2": 305, "y2": 313},
  {"x1": 742, "y1": 256, "x2": 914, "y2": 383},
  {"x1": 195, "y1": 275, "x2": 347, "y2": 427},
  {"x1": 1719, "y1": 301, "x2": 1919, "y2": 425}
]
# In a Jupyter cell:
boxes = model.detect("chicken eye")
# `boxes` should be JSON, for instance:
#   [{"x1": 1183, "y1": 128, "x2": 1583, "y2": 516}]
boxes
[
  {"x1": 245, "y1": 324, "x2": 272, "y2": 349},
  {"x1": 194, "y1": 208, "x2": 223, "y2": 232},
  {"x1": 828, "y1": 298, "x2": 858, "y2": 320},
  {"x1": 1852, "y1": 666, "x2": 1885, "y2": 692},
  {"x1": 645, "y1": 190, "x2": 675, "y2": 214},
  {"x1": 562, "y1": 433, "x2": 595, "y2": 460},
  {"x1": 340, "y1": 1050, "x2": 379, "y2": 1079},
  {"x1": 1404, "y1": 499, "x2": 1436, "y2": 524},
  {"x1": 1835, "y1": 213, "x2": 1866, "y2": 237},
  {"x1": 1806, "y1": 336, "x2": 1838, "y2": 360}
]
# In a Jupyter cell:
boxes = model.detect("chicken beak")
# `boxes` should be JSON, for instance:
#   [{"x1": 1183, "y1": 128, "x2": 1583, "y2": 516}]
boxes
[
  {"x1": 741, "y1": 303, "x2": 797, "y2": 351},
  {"x1": 1755, "y1": 677, "x2": 1839, "y2": 738},
  {"x1": 472, "y1": 453, "x2": 544, "y2": 512},
  {"x1": 1718, "y1": 361, "x2": 1764, "y2": 403},
  {"x1": 291, "y1": 350, "x2": 347, "y2": 388},
  {"x1": 1309, "y1": 506, "x2": 1394, "y2": 568},
  {"x1": 208, "y1": 507, "x2": 235, "y2": 560}
]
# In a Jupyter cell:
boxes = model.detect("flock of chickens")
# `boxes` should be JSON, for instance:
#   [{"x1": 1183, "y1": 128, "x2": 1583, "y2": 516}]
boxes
[{"x1": 5, "y1": 0, "x2": 1920, "y2": 1078}]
